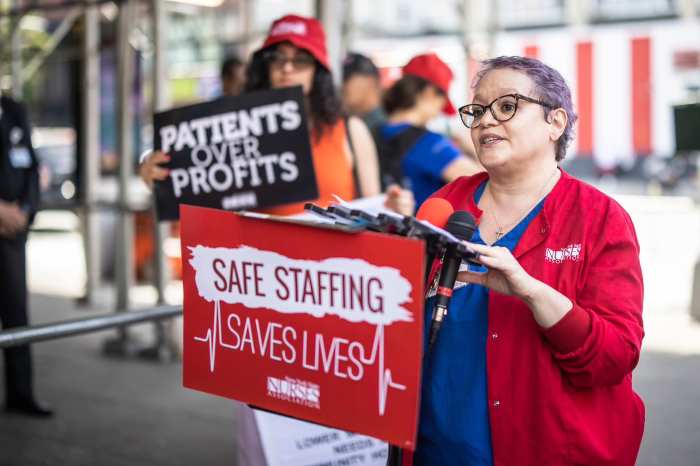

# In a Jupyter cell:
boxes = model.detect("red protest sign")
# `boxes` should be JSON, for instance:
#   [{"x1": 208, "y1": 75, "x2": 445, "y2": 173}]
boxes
[{"x1": 180, "y1": 204, "x2": 424, "y2": 449}]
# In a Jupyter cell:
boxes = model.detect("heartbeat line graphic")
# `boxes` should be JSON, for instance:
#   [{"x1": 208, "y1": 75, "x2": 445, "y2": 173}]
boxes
[
  {"x1": 193, "y1": 300, "x2": 220, "y2": 372},
  {"x1": 194, "y1": 300, "x2": 406, "y2": 415},
  {"x1": 361, "y1": 324, "x2": 406, "y2": 416},
  {"x1": 193, "y1": 300, "x2": 232, "y2": 373}
]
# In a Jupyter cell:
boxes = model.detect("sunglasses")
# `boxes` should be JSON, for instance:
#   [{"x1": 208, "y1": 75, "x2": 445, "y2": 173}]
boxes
[{"x1": 264, "y1": 51, "x2": 316, "y2": 70}]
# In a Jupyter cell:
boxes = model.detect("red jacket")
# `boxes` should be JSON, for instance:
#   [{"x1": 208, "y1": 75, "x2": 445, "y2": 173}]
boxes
[{"x1": 419, "y1": 170, "x2": 645, "y2": 466}]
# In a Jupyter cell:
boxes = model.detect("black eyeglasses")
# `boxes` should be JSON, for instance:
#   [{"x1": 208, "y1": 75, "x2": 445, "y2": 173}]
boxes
[
  {"x1": 458, "y1": 93, "x2": 552, "y2": 128},
  {"x1": 264, "y1": 51, "x2": 316, "y2": 70}
]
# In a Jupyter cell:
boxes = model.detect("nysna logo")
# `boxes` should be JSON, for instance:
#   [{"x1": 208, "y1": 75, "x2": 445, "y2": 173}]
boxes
[
  {"x1": 545, "y1": 243, "x2": 582, "y2": 264},
  {"x1": 270, "y1": 21, "x2": 307, "y2": 37},
  {"x1": 267, "y1": 376, "x2": 320, "y2": 409}
]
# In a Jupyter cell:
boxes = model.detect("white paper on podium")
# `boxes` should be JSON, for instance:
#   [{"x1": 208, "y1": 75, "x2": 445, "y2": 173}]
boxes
[{"x1": 254, "y1": 410, "x2": 388, "y2": 466}]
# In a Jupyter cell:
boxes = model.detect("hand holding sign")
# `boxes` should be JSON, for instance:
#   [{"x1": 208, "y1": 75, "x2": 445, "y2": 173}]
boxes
[
  {"x1": 138, "y1": 151, "x2": 170, "y2": 188},
  {"x1": 153, "y1": 87, "x2": 318, "y2": 220}
]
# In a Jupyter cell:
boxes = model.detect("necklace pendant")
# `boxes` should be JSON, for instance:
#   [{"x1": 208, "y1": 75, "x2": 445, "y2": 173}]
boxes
[{"x1": 495, "y1": 228, "x2": 504, "y2": 240}]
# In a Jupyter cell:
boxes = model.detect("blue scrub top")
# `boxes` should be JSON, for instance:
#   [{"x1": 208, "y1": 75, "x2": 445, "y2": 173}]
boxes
[
  {"x1": 379, "y1": 123, "x2": 460, "y2": 210},
  {"x1": 413, "y1": 182, "x2": 545, "y2": 466}
]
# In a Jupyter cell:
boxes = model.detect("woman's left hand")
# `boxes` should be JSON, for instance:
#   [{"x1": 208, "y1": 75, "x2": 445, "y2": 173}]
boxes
[
  {"x1": 383, "y1": 184, "x2": 415, "y2": 216},
  {"x1": 456, "y1": 242, "x2": 541, "y2": 300}
]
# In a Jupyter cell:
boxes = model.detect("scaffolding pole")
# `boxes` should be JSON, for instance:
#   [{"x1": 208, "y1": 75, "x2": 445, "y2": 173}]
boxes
[
  {"x1": 81, "y1": 3, "x2": 101, "y2": 306},
  {"x1": 106, "y1": 0, "x2": 136, "y2": 356},
  {"x1": 10, "y1": 15, "x2": 22, "y2": 98},
  {"x1": 143, "y1": 0, "x2": 178, "y2": 361},
  {"x1": 316, "y1": 0, "x2": 343, "y2": 86}
]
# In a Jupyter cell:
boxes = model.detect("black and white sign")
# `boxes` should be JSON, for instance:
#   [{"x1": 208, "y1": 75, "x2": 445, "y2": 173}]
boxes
[{"x1": 153, "y1": 86, "x2": 318, "y2": 220}]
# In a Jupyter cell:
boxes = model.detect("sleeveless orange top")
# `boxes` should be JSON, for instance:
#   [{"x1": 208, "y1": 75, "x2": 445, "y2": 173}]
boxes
[{"x1": 258, "y1": 120, "x2": 356, "y2": 216}]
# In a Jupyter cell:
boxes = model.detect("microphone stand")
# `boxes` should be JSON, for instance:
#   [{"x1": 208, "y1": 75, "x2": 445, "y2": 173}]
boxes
[{"x1": 386, "y1": 236, "x2": 444, "y2": 466}]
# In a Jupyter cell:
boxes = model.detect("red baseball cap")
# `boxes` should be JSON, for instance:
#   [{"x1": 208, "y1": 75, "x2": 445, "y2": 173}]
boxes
[
  {"x1": 258, "y1": 14, "x2": 330, "y2": 71},
  {"x1": 402, "y1": 53, "x2": 456, "y2": 115}
]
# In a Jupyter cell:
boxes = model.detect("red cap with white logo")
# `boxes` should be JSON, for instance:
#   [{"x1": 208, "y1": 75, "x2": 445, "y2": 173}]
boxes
[{"x1": 259, "y1": 14, "x2": 330, "y2": 70}]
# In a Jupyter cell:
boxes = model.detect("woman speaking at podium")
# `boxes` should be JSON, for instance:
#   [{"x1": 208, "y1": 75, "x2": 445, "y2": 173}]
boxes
[{"x1": 413, "y1": 56, "x2": 645, "y2": 466}]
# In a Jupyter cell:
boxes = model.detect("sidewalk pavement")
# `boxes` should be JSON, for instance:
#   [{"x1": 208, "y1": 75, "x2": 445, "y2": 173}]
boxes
[
  {"x1": 0, "y1": 293, "x2": 237, "y2": 466},
  {"x1": 1, "y1": 292, "x2": 698, "y2": 466}
]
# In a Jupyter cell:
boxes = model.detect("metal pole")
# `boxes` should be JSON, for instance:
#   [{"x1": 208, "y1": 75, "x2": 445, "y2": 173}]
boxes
[
  {"x1": 81, "y1": 3, "x2": 102, "y2": 306},
  {"x1": 10, "y1": 15, "x2": 22, "y2": 99},
  {"x1": 115, "y1": 0, "x2": 135, "y2": 318},
  {"x1": 240, "y1": 0, "x2": 254, "y2": 58},
  {"x1": 462, "y1": 0, "x2": 495, "y2": 79},
  {"x1": 22, "y1": 8, "x2": 81, "y2": 84},
  {"x1": 0, "y1": 306, "x2": 182, "y2": 349},
  {"x1": 103, "y1": 0, "x2": 139, "y2": 357},
  {"x1": 143, "y1": 0, "x2": 177, "y2": 361},
  {"x1": 0, "y1": 0, "x2": 8, "y2": 90},
  {"x1": 678, "y1": 0, "x2": 698, "y2": 18},
  {"x1": 152, "y1": 0, "x2": 169, "y2": 305},
  {"x1": 340, "y1": 0, "x2": 353, "y2": 58},
  {"x1": 317, "y1": 0, "x2": 343, "y2": 86}
]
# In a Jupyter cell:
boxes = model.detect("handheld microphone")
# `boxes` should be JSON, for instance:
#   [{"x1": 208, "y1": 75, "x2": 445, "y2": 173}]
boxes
[{"x1": 429, "y1": 211, "x2": 476, "y2": 350}]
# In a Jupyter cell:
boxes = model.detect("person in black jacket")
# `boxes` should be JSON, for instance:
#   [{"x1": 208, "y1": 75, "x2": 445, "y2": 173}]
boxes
[{"x1": 0, "y1": 94, "x2": 53, "y2": 417}]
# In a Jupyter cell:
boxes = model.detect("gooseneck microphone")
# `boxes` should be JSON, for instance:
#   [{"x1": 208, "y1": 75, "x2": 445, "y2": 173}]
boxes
[{"x1": 428, "y1": 211, "x2": 476, "y2": 350}]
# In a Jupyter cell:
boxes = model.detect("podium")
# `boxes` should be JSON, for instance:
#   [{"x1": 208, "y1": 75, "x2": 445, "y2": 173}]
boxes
[{"x1": 179, "y1": 204, "x2": 425, "y2": 464}]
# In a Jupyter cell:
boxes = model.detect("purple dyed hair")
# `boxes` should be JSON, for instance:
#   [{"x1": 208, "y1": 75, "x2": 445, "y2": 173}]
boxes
[{"x1": 473, "y1": 56, "x2": 578, "y2": 161}]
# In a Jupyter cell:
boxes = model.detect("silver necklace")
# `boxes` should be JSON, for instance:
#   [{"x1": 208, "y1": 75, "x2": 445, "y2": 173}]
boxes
[{"x1": 486, "y1": 168, "x2": 559, "y2": 241}]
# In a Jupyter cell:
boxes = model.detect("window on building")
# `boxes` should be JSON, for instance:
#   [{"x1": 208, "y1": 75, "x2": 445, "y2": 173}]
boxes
[
  {"x1": 593, "y1": 0, "x2": 676, "y2": 20},
  {"x1": 497, "y1": 0, "x2": 566, "y2": 29}
]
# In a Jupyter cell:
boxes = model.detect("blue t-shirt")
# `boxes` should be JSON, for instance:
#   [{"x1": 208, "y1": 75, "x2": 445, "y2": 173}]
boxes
[
  {"x1": 413, "y1": 183, "x2": 545, "y2": 466},
  {"x1": 379, "y1": 123, "x2": 460, "y2": 210}
]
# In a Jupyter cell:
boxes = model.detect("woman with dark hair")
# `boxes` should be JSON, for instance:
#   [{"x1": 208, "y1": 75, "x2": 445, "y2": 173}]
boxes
[
  {"x1": 409, "y1": 56, "x2": 645, "y2": 466},
  {"x1": 378, "y1": 53, "x2": 480, "y2": 210},
  {"x1": 246, "y1": 14, "x2": 397, "y2": 215},
  {"x1": 140, "y1": 14, "x2": 413, "y2": 216}
]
